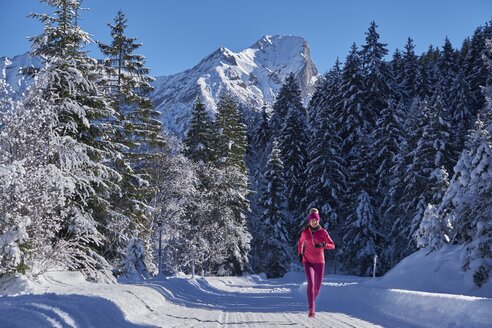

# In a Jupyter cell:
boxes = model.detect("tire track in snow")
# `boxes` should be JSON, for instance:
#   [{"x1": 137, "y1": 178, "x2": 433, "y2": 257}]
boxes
[{"x1": 124, "y1": 290, "x2": 155, "y2": 312}]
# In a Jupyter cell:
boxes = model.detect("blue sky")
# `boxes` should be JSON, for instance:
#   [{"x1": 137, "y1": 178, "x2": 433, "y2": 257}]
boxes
[{"x1": 1, "y1": 0, "x2": 491, "y2": 76}]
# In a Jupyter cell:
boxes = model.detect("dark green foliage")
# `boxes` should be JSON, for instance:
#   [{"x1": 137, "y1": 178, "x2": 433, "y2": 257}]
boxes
[
  {"x1": 304, "y1": 63, "x2": 347, "y2": 230},
  {"x1": 256, "y1": 140, "x2": 291, "y2": 278},
  {"x1": 214, "y1": 93, "x2": 248, "y2": 174},
  {"x1": 183, "y1": 98, "x2": 215, "y2": 164},
  {"x1": 99, "y1": 10, "x2": 165, "y2": 267}
]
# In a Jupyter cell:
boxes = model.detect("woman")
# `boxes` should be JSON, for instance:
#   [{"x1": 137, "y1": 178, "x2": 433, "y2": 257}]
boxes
[{"x1": 298, "y1": 208, "x2": 335, "y2": 318}]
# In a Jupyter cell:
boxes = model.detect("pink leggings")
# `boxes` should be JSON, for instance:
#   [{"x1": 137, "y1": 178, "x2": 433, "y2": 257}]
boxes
[{"x1": 303, "y1": 262, "x2": 325, "y2": 310}]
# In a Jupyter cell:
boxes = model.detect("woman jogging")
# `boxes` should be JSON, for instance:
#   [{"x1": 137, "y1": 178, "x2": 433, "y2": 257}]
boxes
[{"x1": 298, "y1": 208, "x2": 335, "y2": 318}]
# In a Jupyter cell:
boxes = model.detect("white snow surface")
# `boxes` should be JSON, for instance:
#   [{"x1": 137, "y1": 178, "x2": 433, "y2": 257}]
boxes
[
  {"x1": 151, "y1": 35, "x2": 319, "y2": 136},
  {"x1": 1, "y1": 245, "x2": 491, "y2": 328}
]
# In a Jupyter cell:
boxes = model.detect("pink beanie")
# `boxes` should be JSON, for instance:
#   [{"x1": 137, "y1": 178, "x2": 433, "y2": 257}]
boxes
[{"x1": 307, "y1": 212, "x2": 320, "y2": 222}]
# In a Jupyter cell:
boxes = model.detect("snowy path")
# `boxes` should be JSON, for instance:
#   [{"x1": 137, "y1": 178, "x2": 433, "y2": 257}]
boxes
[
  {"x1": 142, "y1": 275, "x2": 415, "y2": 327},
  {"x1": 0, "y1": 271, "x2": 491, "y2": 327}
]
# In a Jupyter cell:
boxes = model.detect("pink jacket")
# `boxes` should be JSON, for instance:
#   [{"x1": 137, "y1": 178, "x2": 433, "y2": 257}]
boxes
[{"x1": 298, "y1": 227, "x2": 335, "y2": 264}]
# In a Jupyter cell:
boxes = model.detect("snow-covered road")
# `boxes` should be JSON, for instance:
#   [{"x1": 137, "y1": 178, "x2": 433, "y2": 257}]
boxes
[
  {"x1": 1, "y1": 270, "x2": 490, "y2": 327},
  {"x1": 142, "y1": 274, "x2": 411, "y2": 327}
]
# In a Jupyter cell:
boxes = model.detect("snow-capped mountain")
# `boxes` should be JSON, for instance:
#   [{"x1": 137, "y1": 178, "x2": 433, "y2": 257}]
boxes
[
  {"x1": 0, "y1": 35, "x2": 319, "y2": 136},
  {"x1": 152, "y1": 35, "x2": 319, "y2": 136},
  {"x1": 0, "y1": 52, "x2": 41, "y2": 96}
]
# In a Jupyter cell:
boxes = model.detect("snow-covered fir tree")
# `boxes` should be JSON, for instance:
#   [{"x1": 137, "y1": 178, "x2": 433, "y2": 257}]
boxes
[
  {"x1": 449, "y1": 68, "x2": 475, "y2": 151},
  {"x1": 246, "y1": 105, "x2": 272, "y2": 270},
  {"x1": 415, "y1": 96, "x2": 455, "y2": 176},
  {"x1": 387, "y1": 97, "x2": 452, "y2": 265},
  {"x1": 414, "y1": 203, "x2": 450, "y2": 252},
  {"x1": 338, "y1": 43, "x2": 366, "y2": 159},
  {"x1": 269, "y1": 73, "x2": 303, "y2": 139},
  {"x1": 183, "y1": 98, "x2": 215, "y2": 164},
  {"x1": 98, "y1": 10, "x2": 165, "y2": 271},
  {"x1": 403, "y1": 38, "x2": 419, "y2": 102},
  {"x1": 372, "y1": 99, "x2": 403, "y2": 213},
  {"x1": 360, "y1": 21, "x2": 392, "y2": 128},
  {"x1": 0, "y1": 86, "x2": 68, "y2": 276},
  {"x1": 430, "y1": 40, "x2": 492, "y2": 287},
  {"x1": 119, "y1": 237, "x2": 150, "y2": 281},
  {"x1": 278, "y1": 91, "x2": 308, "y2": 220},
  {"x1": 252, "y1": 105, "x2": 272, "y2": 153},
  {"x1": 437, "y1": 37, "x2": 459, "y2": 110},
  {"x1": 415, "y1": 59, "x2": 433, "y2": 100},
  {"x1": 214, "y1": 93, "x2": 248, "y2": 173},
  {"x1": 430, "y1": 118, "x2": 492, "y2": 287},
  {"x1": 304, "y1": 63, "x2": 346, "y2": 230},
  {"x1": 464, "y1": 25, "x2": 490, "y2": 112},
  {"x1": 185, "y1": 94, "x2": 252, "y2": 275},
  {"x1": 199, "y1": 164, "x2": 252, "y2": 275},
  {"x1": 256, "y1": 140, "x2": 291, "y2": 278},
  {"x1": 389, "y1": 48, "x2": 405, "y2": 102},
  {"x1": 22, "y1": 0, "x2": 123, "y2": 281},
  {"x1": 149, "y1": 145, "x2": 202, "y2": 275},
  {"x1": 341, "y1": 190, "x2": 379, "y2": 276},
  {"x1": 269, "y1": 74, "x2": 308, "y2": 223}
]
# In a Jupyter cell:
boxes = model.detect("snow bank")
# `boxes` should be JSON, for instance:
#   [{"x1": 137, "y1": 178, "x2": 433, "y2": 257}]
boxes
[{"x1": 368, "y1": 245, "x2": 492, "y2": 298}]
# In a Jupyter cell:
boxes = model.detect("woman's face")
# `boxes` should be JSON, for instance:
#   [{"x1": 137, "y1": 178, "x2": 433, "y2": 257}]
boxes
[{"x1": 309, "y1": 219, "x2": 319, "y2": 228}]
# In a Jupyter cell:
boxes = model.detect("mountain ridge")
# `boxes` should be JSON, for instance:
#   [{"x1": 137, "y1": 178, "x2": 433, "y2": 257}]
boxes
[
  {"x1": 152, "y1": 34, "x2": 319, "y2": 136},
  {"x1": 0, "y1": 34, "x2": 319, "y2": 136}
]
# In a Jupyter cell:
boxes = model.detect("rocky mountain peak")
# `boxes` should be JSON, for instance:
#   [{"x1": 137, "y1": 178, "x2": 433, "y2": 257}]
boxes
[{"x1": 152, "y1": 34, "x2": 319, "y2": 136}]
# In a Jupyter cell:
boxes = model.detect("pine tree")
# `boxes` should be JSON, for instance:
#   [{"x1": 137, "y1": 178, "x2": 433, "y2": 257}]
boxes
[
  {"x1": 433, "y1": 118, "x2": 492, "y2": 287},
  {"x1": 360, "y1": 21, "x2": 392, "y2": 128},
  {"x1": 414, "y1": 203, "x2": 449, "y2": 251},
  {"x1": 201, "y1": 93, "x2": 252, "y2": 275},
  {"x1": 388, "y1": 99, "x2": 433, "y2": 265},
  {"x1": 256, "y1": 140, "x2": 291, "y2": 278},
  {"x1": 99, "y1": 10, "x2": 165, "y2": 269},
  {"x1": 247, "y1": 105, "x2": 272, "y2": 269},
  {"x1": 372, "y1": 99, "x2": 403, "y2": 215},
  {"x1": 415, "y1": 61, "x2": 433, "y2": 99},
  {"x1": 279, "y1": 98, "x2": 308, "y2": 217},
  {"x1": 150, "y1": 149, "x2": 203, "y2": 275},
  {"x1": 183, "y1": 98, "x2": 215, "y2": 164},
  {"x1": 432, "y1": 39, "x2": 492, "y2": 287},
  {"x1": 214, "y1": 93, "x2": 248, "y2": 173},
  {"x1": 338, "y1": 44, "x2": 366, "y2": 159},
  {"x1": 304, "y1": 63, "x2": 346, "y2": 230},
  {"x1": 0, "y1": 87, "x2": 67, "y2": 276},
  {"x1": 420, "y1": 96, "x2": 455, "y2": 173},
  {"x1": 464, "y1": 26, "x2": 489, "y2": 112},
  {"x1": 403, "y1": 38, "x2": 419, "y2": 101},
  {"x1": 410, "y1": 96, "x2": 453, "y2": 206},
  {"x1": 437, "y1": 37, "x2": 459, "y2": 109},
  {"x1": 200, "y1": 165, "x2": 252, "y2": 275},
  {"x1": 25, "y1": 0, "x2": 121, "y2": 281},
  {"x1": 388, "y1": 97, "x2": 453, "y2": 265},
  {"x1": 449, "y1": 68, "x2": 475, "y2": 151},
  {"x1": 269, "y1": 73, "x2": 304, "y2": 138},
  {"x1": 389, "y1": 48, "x2": 405, "y2": 102},
  {"x1": 252, "y1": 105, "x2": 272, "y2": 153},
  {"x1": 418, "y1": 45, "x2": 440, "y2": 99},
  {"x1": 341, "y1": 190, "x2": 379, "y2": 276}
]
